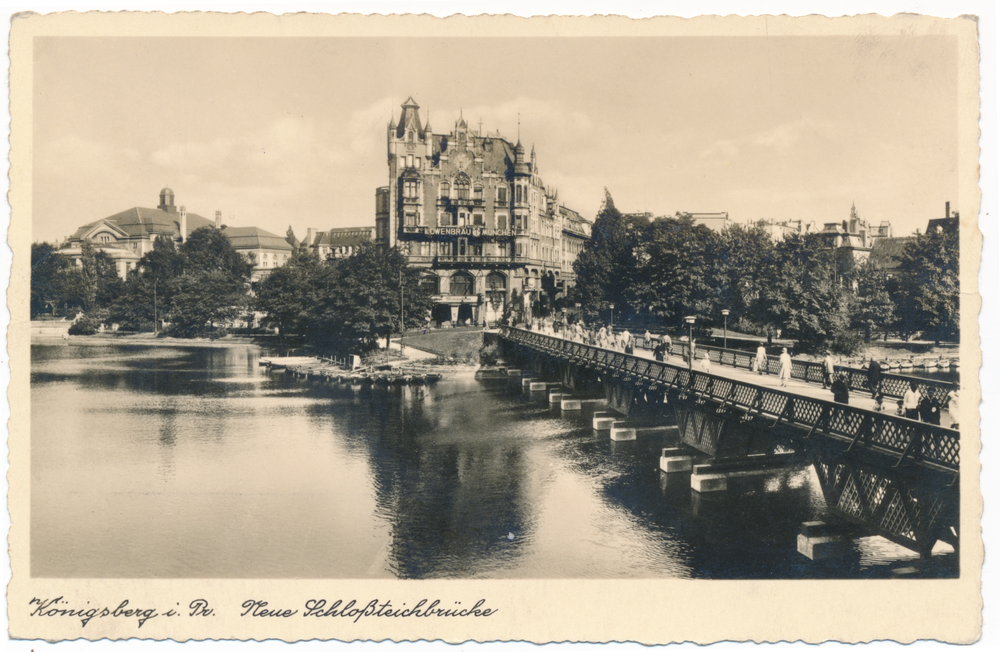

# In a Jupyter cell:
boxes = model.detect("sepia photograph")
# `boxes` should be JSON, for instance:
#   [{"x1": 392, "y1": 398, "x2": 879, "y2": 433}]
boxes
[{"x1": 8, "y1": 8, "x2": 984, "y2": 645}]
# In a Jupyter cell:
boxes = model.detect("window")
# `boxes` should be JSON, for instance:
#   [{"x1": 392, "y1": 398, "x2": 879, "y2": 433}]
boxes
[
  {"x1": 439, "y1": 181, "x2": 450, "y2": 199},
  {"x1": 97, "y1": 233, "x2": 111, "y2": 244},
  {"x1": 516, "y1": 186, "x2": 522, "y2": 203},
  {"x1": 497, "y1": 185, "x2": 507, "y2": 204},
  {"x1": 497, "y1": 213, "x2": 508, "y2": 230},
  {"x1": 438, "y1": 211, "x2": 448, "y2": 226},
  {"x1": 486, "y1": 272, "x2": 506, "y2": 290},
  {"x1": 415, "y1": 157, "x2": 421, "y2": 169},
  {"x1": 458, "y1": 238, "x2": 467, "y2": 256},
  {"x1": 420, "y1": 276, "x2": 439, "y2": 295},
  {"x1": 474, "y1": 184, "x2": 483, "y2": 200},
  {"x1": 405, "y1": 211, "x2": 418, "y2": 226},
  {"x1": 407, "y1": 154, "x2": 414, "y2": 168},
  {"x1": 450, "y1": 272, "x2": 474, "y2": 296},
  {"x1": 498, "y1": 242, "x2": 508, "y2": 257},
  {"x1": 473, "y1": 213, "x2": 484, "y2": 226},
  {"x1": 472, "y1": 243, "x2": 483, "y2": 256},
  {"x1": 455, "y1": 176, "x2": 470, "y2": 200},
  {"x1": 403, "y1": 180, "x2": 419, "y2": 199}
]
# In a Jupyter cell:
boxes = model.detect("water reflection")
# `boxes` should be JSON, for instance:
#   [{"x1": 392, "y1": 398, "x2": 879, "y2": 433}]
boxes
[{"x1": 30, "y1": 344, "x2": 956, "y2": 579}]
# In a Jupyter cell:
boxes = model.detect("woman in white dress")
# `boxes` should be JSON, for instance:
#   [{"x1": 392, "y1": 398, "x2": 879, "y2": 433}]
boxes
[{"x1": 778, "y1": 347, "x2": 792, "y2": 387}]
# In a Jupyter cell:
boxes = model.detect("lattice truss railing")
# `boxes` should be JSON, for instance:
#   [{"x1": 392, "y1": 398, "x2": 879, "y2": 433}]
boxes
[
  {"x1": 813, "y1": 459, "x2": 955, "y2": 554},
  {"x1": 503, "y1": 328, "x2": 960, "y2": 473}
]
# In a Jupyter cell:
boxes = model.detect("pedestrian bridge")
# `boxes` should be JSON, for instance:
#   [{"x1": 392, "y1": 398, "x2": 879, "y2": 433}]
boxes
[{"x1": 499, "y1": 326, "x2": 960, "y2": 476}]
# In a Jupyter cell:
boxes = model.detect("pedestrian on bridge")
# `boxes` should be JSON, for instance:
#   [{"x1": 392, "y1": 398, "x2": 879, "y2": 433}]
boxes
[
  {"x1": 902, "y1": 381, "x2": 921, "y2": 420},
  {"x1": 755, "y1": 343, "x2": 768, "y2": 375},
  {"x1": 662, "y1": 333, "x2": 672, "y2": 355},
  {"x1": 866, "y1": 359, "x2": 883, "y2": 398},
  {"x1": 831, "y1": 372, "x2": 850, "y2": 404},
  {"x1": 778, "y1": 347, "x2": 792, "y2": 387},
  {"x1": 822, "y1": 351, "x2": 835, "y2": 389},
  {"x1": 947, "y1": 389, "x2": 960, "y2": 430}
]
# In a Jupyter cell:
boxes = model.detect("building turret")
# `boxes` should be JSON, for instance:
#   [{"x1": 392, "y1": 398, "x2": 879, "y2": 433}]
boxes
[
  {"x1": 158, "y1": 187, "x2": 176, "y2": 213},
  {"x1": 424, "y1": 110, "x2": 434, "y2": 157},
  {"x1": 514, "y1": 140, "x2": 530, "y2": 176},
  {"x1": 396, "y1": 97, "x2": 424, "y2": 142}
]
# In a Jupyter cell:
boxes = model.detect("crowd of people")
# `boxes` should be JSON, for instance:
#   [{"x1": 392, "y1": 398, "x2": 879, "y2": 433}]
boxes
[{"x1": 516, "y1": 316, "x2": 959, "y2": 429}]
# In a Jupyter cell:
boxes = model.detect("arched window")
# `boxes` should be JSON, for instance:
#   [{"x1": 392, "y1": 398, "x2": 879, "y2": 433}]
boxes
[
  {"x1": 473, "y1": 184, "x2": 483, "y2": 200},
  {"x1": 439, "y1": 181, "x2": 450, "y2": 199},
  {"x1": 486, "y1": 272, "x2": 507, "y2": 291},
  {"x1": 449, "y1": 272, "x2": 474, "y2": 296},
  {"x1": 455, "y1": 176, "x2": 470, "y2": 200}
]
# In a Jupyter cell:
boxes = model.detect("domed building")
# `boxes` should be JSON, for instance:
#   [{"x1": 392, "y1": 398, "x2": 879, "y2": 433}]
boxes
[{"x1": 60, "y1": 188, "x2": 292, "y2": 281}]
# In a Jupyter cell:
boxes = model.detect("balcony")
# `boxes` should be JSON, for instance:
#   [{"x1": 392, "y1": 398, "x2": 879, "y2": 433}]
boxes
[
  {"x1": 430, "y1": 254, "x2": 519, "y2": 267},
  {"x1": 401, "y1": 226, "x2": 430, "y2": 236}
]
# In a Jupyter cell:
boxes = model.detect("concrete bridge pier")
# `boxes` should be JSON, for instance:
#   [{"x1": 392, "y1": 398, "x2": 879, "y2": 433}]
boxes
[
  {"x1": 592, "y1": 411, "x2": 618, "y2": 430},
  {"x1": 796, "y1": 521, "x2": 855, "y2": 561},
  {"x1": 660, "y1": 446, "x2": 696, "y2": 473}
]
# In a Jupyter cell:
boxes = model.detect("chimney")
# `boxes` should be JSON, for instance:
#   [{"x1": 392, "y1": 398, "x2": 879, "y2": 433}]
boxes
[
  {"x1": 945, "y1": 201, "x2": 950, "y2": 218},
  {"x1": 306, "y1": 227, "x2": 316, "y2": 246},
  {"x1": 215, "y1": 210, "x2": 222, "y2": 229},
  {"x1": 179, "y1": 206, "x2": 188, "y2": 242}
]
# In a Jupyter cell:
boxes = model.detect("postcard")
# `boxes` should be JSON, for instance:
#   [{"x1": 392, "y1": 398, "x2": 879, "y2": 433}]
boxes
[{"x1": 8, "y1": 10, "x2": 983, "y2": 644}]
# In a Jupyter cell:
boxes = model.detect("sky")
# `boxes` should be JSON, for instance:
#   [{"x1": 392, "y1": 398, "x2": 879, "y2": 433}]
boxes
[{"x1": 31, "y1": 34, "x2": 959, "y2": 244}]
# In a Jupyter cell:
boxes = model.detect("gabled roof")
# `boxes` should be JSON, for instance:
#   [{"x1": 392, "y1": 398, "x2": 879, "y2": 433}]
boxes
[
  {"x1": 223, "y1": 226, "x2": 293, "y2": 251},
  {"x1": 71, "y1": 219, "x2": 131, "y2": 241}
]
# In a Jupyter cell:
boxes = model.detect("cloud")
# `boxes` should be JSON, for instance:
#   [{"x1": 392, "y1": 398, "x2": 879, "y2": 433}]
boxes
[{"x1": 698, "y1": 118, "x2": 833, "y2": 161}]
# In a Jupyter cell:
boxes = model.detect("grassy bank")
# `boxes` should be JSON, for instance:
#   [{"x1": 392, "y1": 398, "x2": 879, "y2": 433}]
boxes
[{"x1": 399, "y1": 328, "x2": 485, "y2": 363}]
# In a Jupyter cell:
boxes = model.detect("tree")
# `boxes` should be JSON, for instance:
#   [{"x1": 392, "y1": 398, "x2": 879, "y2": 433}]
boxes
[
  {"x1": 572, "y1": 189, "x2": 649, "y2": 322},
  {"x1": 759, "y1": 234, "x2": 855, "y2": 353},
  {"x1": 303, "y1": 244, "x2": 434, "y2": 353},
  {"x1": 630, "y1": 215, "x2": 721, "y2": 328},
  {"x1": 167, "y1": 227, "x2": 254, "y2": 336},
  {"x1": 255, "y1": 252, "x2": 324, "y2": 340},
  {"x1": 894, "y1": 227, "x2": 959, "y2": 342},
  {"x1": 712, "y1": 223, "x2": 775, "y2": 333},
  {"x1": 110, "y1": 237, "x2": 183, "y2": 331},
  {"x1": 31, "y1": 242, "x2": 69, "y2": 317},
  {"x1": 849, "y1": 258, "x2": 896, "y2": 343}
]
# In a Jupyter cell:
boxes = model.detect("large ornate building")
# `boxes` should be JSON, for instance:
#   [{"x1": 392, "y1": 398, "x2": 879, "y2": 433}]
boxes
[
  {"x1": 375, "y1": 97, "x2": 590, "y2": 326},
  {"x1": 61, "y1": 188, "x2": 293, "y2": 282}
]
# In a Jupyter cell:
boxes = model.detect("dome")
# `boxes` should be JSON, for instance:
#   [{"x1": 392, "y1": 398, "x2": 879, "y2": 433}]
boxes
[{"x1": 160, "y1": 187, "x2": 174, "y2": 196}]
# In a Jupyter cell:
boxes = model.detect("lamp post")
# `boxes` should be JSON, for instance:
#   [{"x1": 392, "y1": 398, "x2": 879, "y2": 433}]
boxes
[
  {"x1": 609, "y1": 303, "x2": 615, "y2": 331},
  {"x1": 685, "y1": 315, "x2": 696, "y2": 370},
  {"x1": 721, "y1": 309, "x2": 730, "y2": 350}
]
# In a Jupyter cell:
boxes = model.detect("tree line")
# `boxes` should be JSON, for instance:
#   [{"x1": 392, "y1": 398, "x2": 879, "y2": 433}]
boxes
[
  {"x1": 570, "y1": 191, "x2": 959, "y2": 354},
  {"x1": 32, "y1": 227, "x2": 254, "y2": 337},
  {"x1": 254, "y1": 243, "x2": 434, "y2": 353},
  {"x1": 31, "y1": 228, "x2": 435, "y2": 353}
]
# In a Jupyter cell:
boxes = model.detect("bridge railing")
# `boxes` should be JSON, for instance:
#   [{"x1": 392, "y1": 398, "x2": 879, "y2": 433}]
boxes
[
  {"x1": 552, "y1": 330, "x2": 957, "y2": 404},
  {"x1": 502, "y1": 327, "x2": 960, "y2": 474}
]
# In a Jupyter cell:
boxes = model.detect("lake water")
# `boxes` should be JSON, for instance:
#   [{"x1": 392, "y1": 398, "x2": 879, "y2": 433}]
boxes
[{"x1": 31, "y1": 342, "x2": 953, "y2": 579}]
